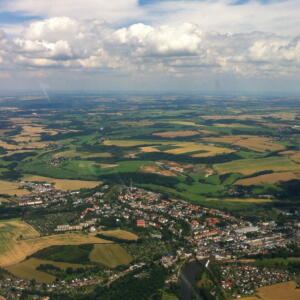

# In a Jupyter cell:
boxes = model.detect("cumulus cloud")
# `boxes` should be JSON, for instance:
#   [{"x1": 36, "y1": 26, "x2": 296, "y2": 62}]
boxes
[
  {"x1": 0, "y1": 13, "x2": 299, "y2": 91},
  {"x1": 2, "y1": 16, "x2": 299, "y2": 78}
]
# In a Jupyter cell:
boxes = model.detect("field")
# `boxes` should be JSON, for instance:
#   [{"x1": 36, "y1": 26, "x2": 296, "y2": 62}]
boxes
[
  {"x1": 280, "y1": 150, "x2": 300, "y2": 163},
  {"x1": 239, "y1": 281, "x2": 300, "y2": 300},
  {"x1": 140, "y1": 165, "x2": 176, "y2": 176},
  {"x1": 23, "y1": 175, "x2": 102, "y2": 191},
  {"x1": 214, "y1": 157, "x2": 300, "y2": 175},
  {"x1": 153, "y1": 130, "x2": 200, "y2": 138},
  {"x1": 104, "y1": 140, "x2": 234, "y2": 157},
  {"x1": 235, "y1": 172, "x2": 300, "y2": 186},
  {"x1": 89, "y1": 244, "x2": 133, "y2": 268},
  {"x1": 5, "y1": 258, "x2": 88, "y2": 283},
  {"x1": 97, "y1": 229, "x2": 139, "y2": 241},
  {"x1": 0, "y1": 219, "x2": 111, "y2": 267},
  {"x1": 207, "y1": 198, "x2": 273, "y2": 203},
  {"x1": 204, "y1": 136, "x2": 284, "y2": 152},
  {"x1": 0, "y1": 180, "x2": 29, "y2": 196}
]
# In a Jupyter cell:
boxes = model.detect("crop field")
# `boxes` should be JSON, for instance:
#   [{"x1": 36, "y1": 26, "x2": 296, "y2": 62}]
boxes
[
  {"x1": 153, "y1": 131, "x2": 200, "y2": 138},
  {"x1": 165, "y1": 121, "x2": 203, "y2": 127},
  {"x1": 0, "y1": 180, "x2": 29, "y2": 196},
  {"x1": 0, "y1": 219, "x2": 111, "y2": 267},
  {"x1": 207, "y1": 198, "x2": 273, "y2": 203},
  {"x1": 214, "y1": 156, "x2": 300, "y2": 175},
  {"x1": 235, "y1": 172, "x2": 300, "y2": 186},
  {"x1": 24, "y1": 175, "x2": 102, "y2": 190},
  {"x1": 5, "y1": 258, "x2": 88, "y2": 283},
  {"x1": 53, "y1": 150, "x2": 112, "y2": 159},
  {"x1": 97, "y1": 230, "x2": 139, "y2": 241},
  {"x1": 89, "y1": 244, "x2": 133, "y2": 268},
  {"x1": 204, "y1": 135, "x2": 284, "y2": 152},
  {"x1": 140, "y1": 165, "x2": 176, "y2": 176},
  {"x1": 239, "y1": 281, "x2": 300, "y2": 300},
  {"x1": 280, "y1": 150, "x2": 300, "y2": 163}
]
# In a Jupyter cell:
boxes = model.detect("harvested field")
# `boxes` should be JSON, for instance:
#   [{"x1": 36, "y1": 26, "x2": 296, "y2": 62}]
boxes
[
  {"x1": 53, "y1": 150, "x2": 112, "y2": 159},
  {"x1": 201, "y1": 114, "x2": 264, "y2": 121},
  {"x1": 214, "y1": 123, "x2": 255, "y2": 128},
  {"x1": 0, "y1": 140, "x2": 49, "y2": 150},
  {"x1": 238, "y1": 281, "x2": 300, "y2": 300},
  {"x1": 6, "y1": 258, "x2": 88, "y2": 283},
  {"x1": 280, "y1": 151, "x2": 300, "y2": 163},
  {"x1": 119, "y1": 121, "x2": 155, "y2": 126},
  {"x1": 100, "y1": 164, "x2": 118, "y2": 168},
  {"x1": 214, "y1": 157, "x2": 300, "y2": 175},
  {"x1": 166, "y1": 121, "x2": 202, "y2": 127},
  {"x1": 203, "y1": 135, "x2": 253, "y2": 144},
  {"x1": 140, "y1": 146, "x2": 161, "y2": 152},
  {"x1": 203, "y1": 136, "x2": 284, "y2": 152},
  {"x1": 104, "y1": 140, "x2": 234, "y2": 157},
  {"x1": 24, "y1": 175, "x2": 102, "y2": 191},
  {"x1": 0, "y1": 219, "x2": 111, "y2": 267},
  {"x1": 140, "y1": 165, "x2": 176, "y2": 176},
  {"x1": 89, "y1": 244, "x2": 133, "y2": 268},
  {"x1": 104, "y1": 140, "x2": 154, "y2": 147},
  {"x1": 153, "y1": 131, "x2": 200, "y2": 138},
  {"x1": 235, "y1": 172, "x2": 300, "y2": 186},
  {"x1": 159, "y1": 142, "x2": 233, "y2": 156},
  {"x1": 97, "y1": 229, "x2": 139, "y2": 241},
  {"x1": 0, "y1": 180, "x2": 29, "y2": 196},
  {"x1": 207, "y1": 198, "x2": 273, "y2": 203}
]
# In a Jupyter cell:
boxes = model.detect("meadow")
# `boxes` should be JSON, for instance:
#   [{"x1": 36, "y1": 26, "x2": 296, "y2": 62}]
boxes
[{"x1": 89, "y1": 244, "x2": 133, "y2": 268}]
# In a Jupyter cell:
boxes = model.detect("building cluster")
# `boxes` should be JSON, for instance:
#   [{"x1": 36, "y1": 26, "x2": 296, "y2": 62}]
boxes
[
  {"x1": 220, "y1": 264, "x2": 291, "y2": 298},
  {"x1": 0, "y1": 184, "x2": 299, "y2": 299}
]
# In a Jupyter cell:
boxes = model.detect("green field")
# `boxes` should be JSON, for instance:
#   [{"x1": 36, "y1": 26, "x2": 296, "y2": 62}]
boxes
[
  {"x1": 214, "y1": 156, "x2": 300, "y2": 175},
  {"x1": 89, "y1": 244, "x2": 133, "y2": 268},
  {"x1": 6, "y1": 258, "x2": 89, "y2": 283}
]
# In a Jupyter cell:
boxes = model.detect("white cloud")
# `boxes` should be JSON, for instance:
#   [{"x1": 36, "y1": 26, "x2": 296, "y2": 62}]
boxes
[{"x1": 0, "y1": 11, "x2": 300, "y2": 91}]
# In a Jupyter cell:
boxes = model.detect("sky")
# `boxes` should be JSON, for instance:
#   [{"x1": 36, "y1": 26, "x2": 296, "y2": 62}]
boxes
[{"x1": 0, "y1": 0, "x2": 300, "y2": 93}]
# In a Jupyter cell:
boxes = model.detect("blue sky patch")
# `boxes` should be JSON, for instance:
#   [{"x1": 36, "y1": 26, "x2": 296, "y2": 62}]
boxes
[{"x1": 0, "y1": 12, "x2": 41, "y2": 24}]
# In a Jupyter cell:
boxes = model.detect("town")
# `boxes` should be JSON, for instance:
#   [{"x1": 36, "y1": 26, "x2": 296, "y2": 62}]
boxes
[{"x1": 0, "y1": 180, "x2": 299, "y2": 299}]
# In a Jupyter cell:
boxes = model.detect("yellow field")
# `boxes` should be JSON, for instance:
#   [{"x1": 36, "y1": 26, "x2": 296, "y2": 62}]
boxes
[
  {"x1": 214, "y1": 123, "x2": 255, "y2": 128},
  {"x1": 104, "y1": 140, "x2": 234, "y2": 157},
  {"x1": 0, "y1": 219, "x2": 111, "y2": 267},
  {"x1": 280, "y1": 151, "x2": 300, "y2": 163},
  {"x1": 6, "y1": 258, "x2": 89, "y2": 283},
  {"x1": 214, "y1": 157, "x2": 300, "y2": 175},
  {"x1": 89, "y1": 244, "x2": 133, "y2": 268},
  {"x1": 0, "y1": 140, "x2": 49, "y2": 150},
  {"x1": 140, "y1": 146, "x2": 161, "y2": 152},
  {"x1": 153, "y1": 131, "x2": 200, "y2": 138},
  {"x1": 0, "y1": 180, "x2": 29, "y2": 196},
  {"x1": 165, "y1": 121, "x2": 202, "y2": 127},
  {"x1": 0, "y1": 197, "x2": 10, "y2": 203},
  {"x1": 239, "y1": 281, "x2": 300, "y2": 300},
  {"x1": 166, "y1": 142, "x2": 233, "y2": 157},
  {"x1": 119, "y1": 121, "x2": 155, "y2": 126},
  {"x1": 140, "y1": 165, "x2": 176, "y2": 177},
  {"x1": 98, "y1": 229, "x2": 139, "y2": 241},
  {"x1": 201, "y1": 114, "x2": 264, "y2": 121},
  {"x1": 100, "y1": 163, "x2": 118, "y2": 168},
  {"x1": 235, "y1": 172, "x2": 300, "y2": 186},
  {"x1": 53, "y1": 150, "x2": 112, "y2": 159},
  {"x1": 203, "y1": 136, "x2": 284, "y2": 152},
  {"x1": 24, "y1": 175, "x2": 102, "y2": 191},
  {"x1": 207, "y1": 197, "x2": 273, "y2": 203}
]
